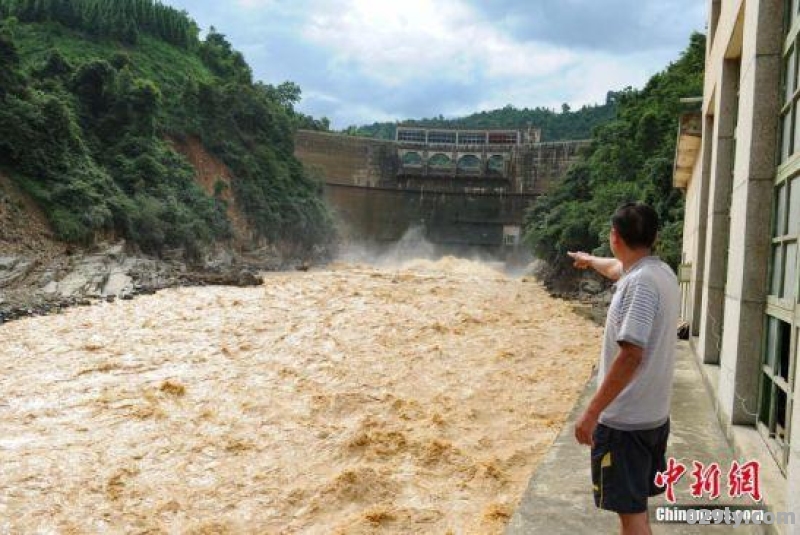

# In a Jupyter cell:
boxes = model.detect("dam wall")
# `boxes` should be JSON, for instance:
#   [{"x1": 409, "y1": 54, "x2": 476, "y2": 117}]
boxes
[{"x1": 294, "y1": 130, "x2": 589, "y2": 249}]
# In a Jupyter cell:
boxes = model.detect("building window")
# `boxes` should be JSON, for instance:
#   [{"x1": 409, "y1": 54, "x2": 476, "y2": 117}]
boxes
[
  {"x1": 759, "y1": 0, "x2": 800, "y2": 471},
  {"x1": 457, "y1": 133, "x2": 486, "y2": 145},
  {"x1": 428, "y1": 153, "x2": 452, "y2": 168},
  {"x1": 488, "y1": 132, "x2": 517, "y2": 144},
  {"x1": 759, "y1": 317, "x2": 794, "y2": 466},
  {"x1": 397, "y1": 129, "x2": 426, "y2": 143},
  {"x1": 487, "y1": 155, "x2": 505, "y2": 174},
  {"x1": 428, "y1": 131, "x2": 457, "y2": 144},
  {"x1": 781, "y1": 0, "x2": 800, "y2": 163},
  {"x1": 457, "y1": 155, "x2": 481, "y2": 171},
  {"x1": 401, "y1": 151, "x2": 423, "y2": 167}
]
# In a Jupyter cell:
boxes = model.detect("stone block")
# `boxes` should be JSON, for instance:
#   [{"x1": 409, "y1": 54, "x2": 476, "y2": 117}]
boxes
[
  {"x1": 724, "y1": 183, "x2": 748, "y2": 300},
  {"x1": 699, "y1": 285, "x2": 726, "y2": 363},
  {"x1": 740, "y1": 179, "x2": 773, "y2": 302},
  {"x1": 719, "y1": 297, "x2": 764, "y2": 425},
  {"x1": 732, "y1": 300, "x2": 766, "y2": 424},
  {"x1": 717, "y1": 349, "x2": 739, "y2": 423},
  {"x1": 709, "y1": 137, "x2": 734, "y2": 212},
  {"x1": 704, "y1": 212, "x2": 731, "y2": 290},
  {"x1": 744, "y1": 54, "x2": 782, "y2": 180},
  {"x1": 744, "y1": 0, "x2": 783, "y2": 57}
]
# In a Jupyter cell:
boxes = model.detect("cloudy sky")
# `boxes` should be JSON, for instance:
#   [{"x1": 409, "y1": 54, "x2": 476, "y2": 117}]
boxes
[{"x1": 161, "y1": 0, "x2": 706, "y2": 129}]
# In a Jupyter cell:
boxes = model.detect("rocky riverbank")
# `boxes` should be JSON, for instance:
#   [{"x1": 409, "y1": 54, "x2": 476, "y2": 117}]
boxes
[
  {"x1": 0, "y1": 241, "x2": 325, "y2": 325},
  {"x1": 527, "y1": 260, "x2": 613, "y2": 326}
]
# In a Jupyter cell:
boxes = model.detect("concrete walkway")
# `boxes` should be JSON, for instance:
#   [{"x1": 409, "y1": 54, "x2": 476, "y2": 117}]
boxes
[{"x1": 506, "y1": 341, "x2": 762, "y2": 534}]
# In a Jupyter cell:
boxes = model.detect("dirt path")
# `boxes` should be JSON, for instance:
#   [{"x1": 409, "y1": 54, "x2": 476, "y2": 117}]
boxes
[{"x1": 0, "y1": 258, "x2": 601, "y2": 534}]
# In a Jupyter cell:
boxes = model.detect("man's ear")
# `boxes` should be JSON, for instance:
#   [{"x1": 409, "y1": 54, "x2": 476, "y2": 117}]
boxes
[{"x1": 609, "y1": 227, "x2": 620, "y2": 248}]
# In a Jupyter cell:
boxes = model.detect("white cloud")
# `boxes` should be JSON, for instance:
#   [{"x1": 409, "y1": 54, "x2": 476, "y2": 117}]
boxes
[
  {"x1": 293, "y1": 0, "x2": 687, "y2": 127},
  {"x1": 302, "y1": 0, "x2": 577, "y2": 87},
  {"x1": 162, "y1": 0, "x2": 706, "y2": 128},
  {"x1": 235, "y1": 0, "x2": 275, "y2": 8}
]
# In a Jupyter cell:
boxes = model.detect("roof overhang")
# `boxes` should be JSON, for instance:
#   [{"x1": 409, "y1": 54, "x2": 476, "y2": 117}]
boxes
[{"x1": 673, "y1": 110, "x2": 702, "y2": 190}]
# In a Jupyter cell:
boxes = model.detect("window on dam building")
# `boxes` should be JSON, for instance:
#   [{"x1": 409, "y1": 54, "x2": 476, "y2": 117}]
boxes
[
  {"x1": 457, "y1": 133, "x2": 486, "y2": 145},
  {"x1": 428, "y1": 131, "x2": 457, "y2": 144},
  {"x1": 428, "y1": 153, "x2": 452, "y2": 168},
  {"x1": 759, "y1": 0, "x2": 800, "y2": 470},
  {"x1": 457, "y1": 155, "x2": 481, "y2": 171},
  {"x1": 396, "y1": 127, "x2": 523, "y2": 147},
  {"x1": 487, "y1": 132, "x2": 518, "y2": 144},
  {"x1": 401, "y1": 152, "x2": 423, "y2": 167},
  {"x1": 397, "y1": 129, "x2": 426, "y2": 143},
  {"x1": 487, "y1": 155, "x2": 505, "y2": 174}
]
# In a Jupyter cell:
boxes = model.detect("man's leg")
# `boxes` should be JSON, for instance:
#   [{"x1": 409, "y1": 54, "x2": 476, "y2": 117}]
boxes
[
  {"x1": 618, "y1": 512, "x2": 652, "y2": 535},
  {"x1": 592, "y1": 425, "x2": 650, "y2": 513}
]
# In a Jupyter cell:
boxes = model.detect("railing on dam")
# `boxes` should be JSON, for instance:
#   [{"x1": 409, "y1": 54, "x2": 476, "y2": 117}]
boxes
[{"x1": 395, "y1": 126, "x2": 539, "y2": 146}]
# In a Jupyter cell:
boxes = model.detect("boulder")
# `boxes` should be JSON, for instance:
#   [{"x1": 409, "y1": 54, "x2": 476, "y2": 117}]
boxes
[
  {"x1": 0, "y1": 255, "x2": 33, "y2": 287},
  {"x1": 102, "y1": 271, "x2": 134, "y2": 297},
  {"x1": 236, "y1": 269, "x2": 261, "y2": 286},
  {"x1": 579, "y1": 277, "x2": 604, "y2": 296}
]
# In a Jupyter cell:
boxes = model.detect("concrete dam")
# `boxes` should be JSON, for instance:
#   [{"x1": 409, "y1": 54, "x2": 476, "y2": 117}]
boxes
[{"x1": 294, "y1": 127, "x2": 590, "y2": 253}]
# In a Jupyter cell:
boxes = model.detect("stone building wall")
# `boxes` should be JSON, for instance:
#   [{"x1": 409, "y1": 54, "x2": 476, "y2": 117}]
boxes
[{"x1": 676, "y1": 0, "x2": 798, "y2": 526}]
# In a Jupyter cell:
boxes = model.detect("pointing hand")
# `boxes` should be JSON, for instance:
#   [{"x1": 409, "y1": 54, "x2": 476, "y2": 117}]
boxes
[{"x1": 567, "y1": 251, "x2": 592, "y2": 269}]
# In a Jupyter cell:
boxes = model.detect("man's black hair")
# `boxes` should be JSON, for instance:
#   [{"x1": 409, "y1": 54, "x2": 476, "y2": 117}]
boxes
[{"x1": 611, "y1": 202, "x2": 659, "y2": 250}]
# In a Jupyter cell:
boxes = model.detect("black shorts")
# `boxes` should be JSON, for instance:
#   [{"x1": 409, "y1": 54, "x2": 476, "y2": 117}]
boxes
[{"x1": 591, "y1": 419, "x2": 670, "y2": 514}]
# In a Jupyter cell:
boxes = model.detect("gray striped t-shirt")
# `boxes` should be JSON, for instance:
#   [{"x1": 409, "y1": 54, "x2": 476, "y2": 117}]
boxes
[{"x1": 597, "y1": 256, "x2": 679, "y2": 431}]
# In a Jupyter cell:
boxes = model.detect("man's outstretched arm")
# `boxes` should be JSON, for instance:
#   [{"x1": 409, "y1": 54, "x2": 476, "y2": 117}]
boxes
[{"x1": 568, "y1": 251, "x2": 622, "y2": 281}]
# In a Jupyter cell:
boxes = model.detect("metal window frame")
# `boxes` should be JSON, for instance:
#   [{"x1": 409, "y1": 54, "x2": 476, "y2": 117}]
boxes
[{"x1": 757, "y1": 2, "x2": 800, "y2": 471}]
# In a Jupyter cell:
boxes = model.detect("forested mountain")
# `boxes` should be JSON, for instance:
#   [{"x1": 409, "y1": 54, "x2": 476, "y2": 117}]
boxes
[
  {"x1": 0, "y1": 0, "x2": 198, "y2": 47},
  {"x1": 524, "y1": 33, "x2": 706, "y2": 277},
  {"x1": 348, "y1": 99, "x2": 619, "y2": 142},
  {"x1": 0, "y1": 0, "x2": 332, "y2": 260}
]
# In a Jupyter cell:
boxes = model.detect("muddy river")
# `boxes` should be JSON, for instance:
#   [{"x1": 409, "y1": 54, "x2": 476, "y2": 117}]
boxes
[{"x1": 0, "y1": 258, "x2": 601, "y2": 534}]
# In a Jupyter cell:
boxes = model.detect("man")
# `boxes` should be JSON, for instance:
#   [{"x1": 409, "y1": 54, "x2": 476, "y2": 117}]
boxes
[{"x1": 569, "y1": 203, "x2": 679, "y2": 535}]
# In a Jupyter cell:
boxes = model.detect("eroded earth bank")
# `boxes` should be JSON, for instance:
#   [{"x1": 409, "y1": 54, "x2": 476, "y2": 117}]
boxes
[{"x1": 0, "y1": 258, "x2": 601, "y2": 534}]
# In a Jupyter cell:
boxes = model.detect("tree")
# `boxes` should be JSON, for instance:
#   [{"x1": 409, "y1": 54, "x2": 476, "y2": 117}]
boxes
[
  {"x1": 71, "y1": 59, "x2": 116, "y2": 117},
  {"x1": 0, "y1": 18, "x2": 22, "y2": 95},
  {"x1": 273, "y1": 81, "x2": 301, "y2": 109}
]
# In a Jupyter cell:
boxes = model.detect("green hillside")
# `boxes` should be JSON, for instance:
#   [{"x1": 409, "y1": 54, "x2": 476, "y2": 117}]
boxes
[
  {"x1": 348, "y1": 99, "x2": 618, "y2": 142},
  {"x1": 0, "y1": 0, "x2": 332, "y2": 259},
  {"x1": 13, "y1": 22, "x2": 214, "y2": 105}
]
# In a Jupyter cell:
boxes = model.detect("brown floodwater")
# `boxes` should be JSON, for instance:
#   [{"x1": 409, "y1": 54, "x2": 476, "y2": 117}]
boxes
[{"x1": 0, "y1": 258, "x2": 601, "y2": 534}]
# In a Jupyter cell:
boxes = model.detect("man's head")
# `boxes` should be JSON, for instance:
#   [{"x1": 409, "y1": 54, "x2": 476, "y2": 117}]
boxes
[{"x1": 609, "y1": 202, "x2": 659, "y2": 257}]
